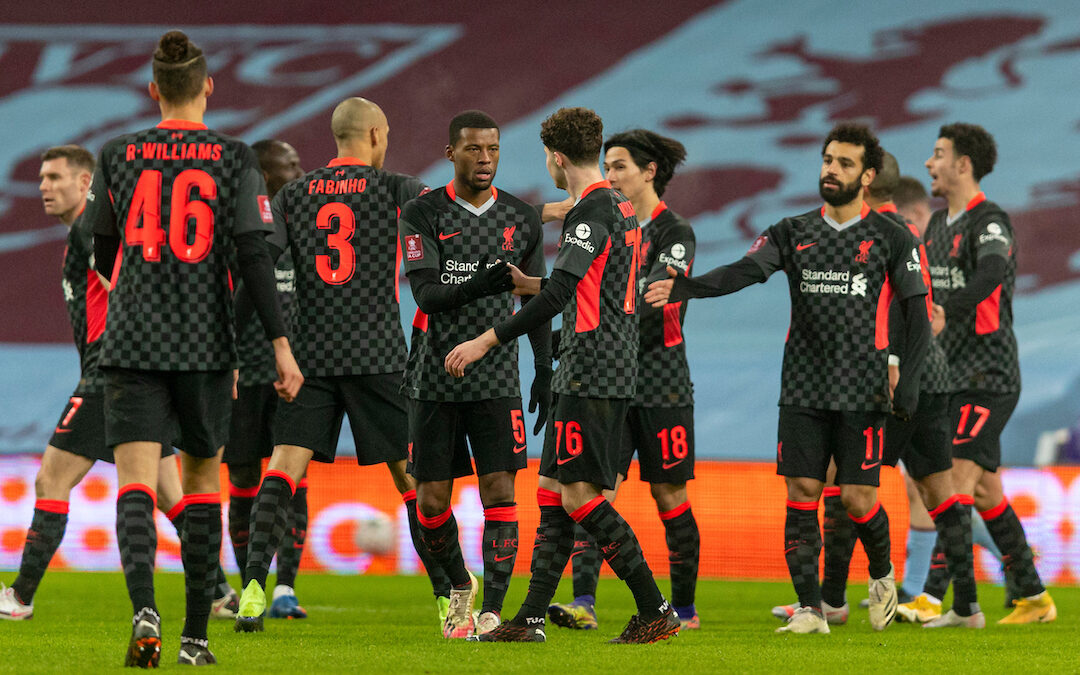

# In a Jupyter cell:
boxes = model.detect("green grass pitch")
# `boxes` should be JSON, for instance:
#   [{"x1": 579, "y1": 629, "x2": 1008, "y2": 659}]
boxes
[{"x1": 2, "y1": 572, "x2": 1075, "y2": 672}]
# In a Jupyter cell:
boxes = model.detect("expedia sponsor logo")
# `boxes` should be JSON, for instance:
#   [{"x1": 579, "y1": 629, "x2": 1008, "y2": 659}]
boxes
[
  {"x1": 979, "y1": 222, "x2": 1009, "y2": 246},
  {"x1": 564, "y1": 223, "x2": 596, "y2": 253},
  {"x1": 906, "y1": 247, "x2": 921, "y2": 272},
  {"x1": 800, "y1": 268, "x2": 856, "y2": 295},
  {"x1": 659, "y1": 250, "x2": 690, "y2": 271},
  {"x1": 62, "y1": 278, "x2": 74, "y2": 302}
]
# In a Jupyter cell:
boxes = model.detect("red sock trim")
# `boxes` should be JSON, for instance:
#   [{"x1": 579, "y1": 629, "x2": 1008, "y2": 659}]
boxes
[
  {"x1": 822, "y1": 486, "x2": 841, "y2": 498},
  {"x1": 850, "y1": 501, "x2": 881, "y2": 524},
  {"x1": 229, "y1": 484, "x2": 259, "y2": 498},
  {"x1": 785, "y1": 499, "x2": 819, "y2": 511},
  {"x1": 484, "y1": 505, "x2": 518, "y2": 522},
  {"x1": 118, "y1": 483, "x2": 157, "y2": 508},
  {"x1": 928, "y1": 494, "x2": 960, "y2": 521},
  {"x1": 401, "y1": 489, "x2": 417, "y2": 504},
  {"x1": 537, "y1": 487, "x2": 562, "y2": 507},
  {"x1": 979, "y1": 497, "x2": 1009, "y2": 521},
  {"x1": 263, "y1": 470, "x2": 296, "y2": 496},
  {"x1": 417, "y1": 507, "x2": 452, "y2": 529},
  {"x1": 569, "y1": 496, "x2": 606, "y2": 523},
  {"x1": 957, "y1": 494, "x2": 974, "y2": 506},
  {"x1": 165, "y1": 498, "x2": 186, "y2": 521},
  {"x1": 659, "y1": 501, "x2": 691, "y2": 521},
  {"x1": 298, "y1": 478, "x2": 309, "y2": 489},
  {"x1": 35, "y1": 499, "x2": 69, "y2": 515},
  {"x1": 185, "y1": 492, "x2": 220, "y2": 506}
]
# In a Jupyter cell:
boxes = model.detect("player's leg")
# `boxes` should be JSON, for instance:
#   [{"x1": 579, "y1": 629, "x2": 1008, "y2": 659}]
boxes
[
  {"x1": 901, "y1": 470, "x2": 936, "y2": 603},
  {"x1": 390, "y1": 459, "x2": 453, "y2": 618},
  {"x1": 819, "y1": 460, "x2": 856, "y2": 622},
  {"x1": 271, "y1": 468, "x2": 308, "y2": 620},
  {"x1": 971, "y1": 473, "x2": 1014, "y2": 606},
  {"x1": 774, "y1": 407, "x2": 829, "y2": 634},
  {"x1": 916, "y1": 470, "x2": 983, "y2": 628},
  {"x1": 3, "y1": 444, "x2": 93, "y2": 617},
  {"x1": 223, "y1": 383, "x2": 276, "y2": 583},
  {"x1": 837, "y1": 412, "x2": 895, "y2": 631}
]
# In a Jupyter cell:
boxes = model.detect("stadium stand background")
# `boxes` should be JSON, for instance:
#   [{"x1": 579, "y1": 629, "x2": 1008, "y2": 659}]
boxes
[{"x1": 1, "y1": 1, "x2": 1078, "y2": 581}]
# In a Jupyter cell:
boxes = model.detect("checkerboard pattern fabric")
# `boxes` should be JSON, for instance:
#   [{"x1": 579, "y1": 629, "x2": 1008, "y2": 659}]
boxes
[
  {"x1": 881, "y1": 211, "x2": 951, "y2": 394},
  {"x1": 551, "y1": 182, "x2": 640, "y2": 400},
  {"x1": 660, "y1": 505, "x2": 699, "y2": 608},
  {"x1": 932, "y1": 500, "x2": 979, "y2": 615},
  {"x1": 746, "y1": 207, "x2": 927, "y2": 413},
  {"x1": 635, "y1": 205, "x2": 695, "y2": 407},
  {"x1": 85, "y1": 122, "x2": 273, "y2": 371},
  {"x1": 784, "y1": 503, "x2": 823, "y2": 609},
  {"x1": 244, "y1": 475, "x2": 293, "y2": 589},
  {"x1": 62, "y1": 214, "x2": 107, "y2": 394},
  {"x1": 236, "y1": 254, "x2": 295, "y2": 387},
  {"x1": 400, "y1": 185, "x2": 545, "y2": 402},
  {"x1": 116, "y1": 487, "x2": 158, "y2": 611},
  {"x1": 268, "y1": 160, "x2": 425, "y2": 377},
  {"x1": 924, "y1": 196, "x2": 1020, "y2": 394},
  {"x1": 179, "y1": 500, "x2": 222, "y2": 641}
]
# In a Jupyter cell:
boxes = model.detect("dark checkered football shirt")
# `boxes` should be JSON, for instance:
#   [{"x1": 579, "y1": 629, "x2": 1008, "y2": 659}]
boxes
[
  {"x1": 85, "y1": 122, "x2": 273, "y2": 371},
  {"x1": 61, "y1": 213, "x2": 108, "y2": 394},
  {"x1": 635, "y1": 203, "x2": 695, "y2": 407},
  {"x1": 400, "y1": 183, "x2": 545, "y2": 402},
  {"x1": 267, "y1": 158, "x2": 425, "y2": 377},
  {"x1": 746, "y1": 205, "x2": 928, "y2": 412},
  {"x1": 924, "y1": 194, "x2": 1020, "y2": 393},
  {"x1": 236, "y1": 254, "x2": 295, "y2": 387},
  {"x1": 552, "y1": 181, "x2": 640, "y2": 399},
  {"x1": 880, "y1": 210, "x2": 950, "y2": 394}
]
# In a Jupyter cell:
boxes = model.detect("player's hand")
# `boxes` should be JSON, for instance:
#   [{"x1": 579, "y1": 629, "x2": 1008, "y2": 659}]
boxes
[
  {"x1": 529, "y1": 365, "x2": 553, "y2": 435},
  {"x1": 888, "y1": 364, "x2": 899, "y2": 401},
  {"x1": 508, "y1": 263, "x2": 541, "y2": 296},
  {"x1": 550, "y1": 330, "x2": 561, "y2": 361},
  {"x1": 272, "y1": 337, "x2": 304, "y2": 402},
  {"x1": 644, "y1": 266, "x2": 680, "y2": 307},
  {"x1": 931, "y1": 303, "x2": 945, "y2": 336},
  {"x1": 232, "y1": 369, "x2": 239, "y2": 400},
  {"x1": 444, "y1": 329, "x2": 499, "y2": 377},
  {"x1": 462, "y1": 258, "x2": 514, "y2": 299},
  {"x1": 891, "y1": 386, "x2": 917, "y2": 422}
]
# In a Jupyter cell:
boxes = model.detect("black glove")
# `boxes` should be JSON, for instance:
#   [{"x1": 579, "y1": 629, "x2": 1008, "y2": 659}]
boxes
[
  {"x1": 891, "y1": 385, "x2": 918, "y2": 422},
  {"x1": 529, "y1": 365, "x2": 553, "y2": 435},
  {"x1": 461, "y1": 258, "x2": 513, "y2": 300},
  {"x1": 550, "y1": 330, "x2": 561, "y2": 361}
]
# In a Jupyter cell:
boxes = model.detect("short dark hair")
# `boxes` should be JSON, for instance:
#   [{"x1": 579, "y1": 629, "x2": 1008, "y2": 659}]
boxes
[
  {"x1": 821, "y1": 122, "x2": 883, "y2": 174},
  {"x1": 893, "y1": 176, "x2": 929, "y2": 209},
  {"x1": 251, "y1": 139, "x2": 289, "y2": 165},
  {"x1": 604, "y1": 129, "x2": 687, "y2": 198},
  {"x1": 449, "y1": 110, "x2": 499, "y2": 146},
  {"x1": 152, "y1": 30, "x2": 208, "y2": 103},
  {"x1": 939, "y1": 122, "x2": 997, "y2": 181},
  {"x1": 867, "y1": 151, "x2": 899, "y2": 201},
  {"x1": 41, "y1": 145, "x2": 95, "y2": 173},
  {"x1": 540, "y1": 107, "x2": 603, "y2": 165}
]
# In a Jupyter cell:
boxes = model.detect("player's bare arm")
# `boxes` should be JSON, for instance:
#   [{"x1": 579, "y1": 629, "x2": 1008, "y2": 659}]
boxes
[
  {"x1": 444, "y1": 328, "x2": 499, "y2": 377},
  {"x1": 644, "y1": 265, "x2": 680, "y2": 306},
  {"x1": 507, "y1": 263, "x2": 541, "y2": 296},
  {"x1": 272, "y1": 336, "x2": 304, "y2": 401}
]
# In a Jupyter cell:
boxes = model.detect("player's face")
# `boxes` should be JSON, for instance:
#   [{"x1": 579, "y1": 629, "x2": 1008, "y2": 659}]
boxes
[
  {"x1": 449, "y1": 127, "x2": 499, "y2": 193},
  {"x1": 39, "y1": 158, "x2": 86, "y2": 222},
  {"x1": 898, "y1": 200, "x2": 932, "y2": 237},
  {"x1": 819, "y1": 141, "x2": 869, "y2": 207},
  {"x1": 263, "y1": 144, "x2": 303, "y2": 199},
  {"x1": 545, "y1": 146, "x2": 567, "y2": 190},
  {"x1": 925, "y1": 137, "x2": 960, "y2": 198},
  {"x1": 604, "y1": 146, "x2": 653, "y2": 202}
]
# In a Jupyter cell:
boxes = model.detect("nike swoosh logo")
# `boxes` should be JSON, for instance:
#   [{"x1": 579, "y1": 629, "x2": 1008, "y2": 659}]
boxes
[
  {"x1": 556, "y1": 455, "x2": 578, "y2": 465},
  {"x1": 513, "y1": 444, "x2": 527, "y2": 454},
  {"x1": 662, "y1": 459, "x2": 684, "y2": 470},
  {"x1": 439, "y1": 231, "x2": 462, "y2": 240},
  {"x1": 783, "y1": 546, "x2": 797, "y2": 555},
  {"x1": 493, "y1": 553, "x2": 515, "y2": 562},
  {"x1": 860, "y1": 460, "x2": 881, "y2": 470},
  {"x1": 952, "y1": 437, "x2": 975, "y2": 445},
  {"x1": 796, "y1": 242, "x2": 817, "y2": 251},
  {"x1": 54, "y1": 427, "x2": 72, "y2": 433}
]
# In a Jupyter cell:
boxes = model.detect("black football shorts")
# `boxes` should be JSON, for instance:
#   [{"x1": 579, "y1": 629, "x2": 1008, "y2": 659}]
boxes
[
  {"x1": 539, "y1": 394, "x2": 630, "y2": 491},
  {"x1": 777, "y1": 406, "x2": 887, "y2": 486},
  {"x1": 618, "y1": 405, "x2": 695, "y2": 484},
  {"x1": 407, "y1": 397, "x2": 527, "y2": 482},
  {"x1": 273, "y1": 373, "x2": 407, "y2": 465},
  {"x1": 103, "y1": 368, "x2": 230, "y2": 458},
  {"x1": 50, "y1": 392, "x2": 114, "y2": 463},
  {"x1": 948, "y1": 390, "x2": 1019, "y2": 472},
  {"x1": 223, "y1": 383, "x2": 277, "y2": 466},
  {"x1": 884, "y1": 392, "x2": 952, "y2": 480}
]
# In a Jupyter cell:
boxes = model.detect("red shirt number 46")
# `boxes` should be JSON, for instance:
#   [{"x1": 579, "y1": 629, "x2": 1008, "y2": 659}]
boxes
[{"x1": 125, "y1": 169, "x2": 217, "y2": 263}]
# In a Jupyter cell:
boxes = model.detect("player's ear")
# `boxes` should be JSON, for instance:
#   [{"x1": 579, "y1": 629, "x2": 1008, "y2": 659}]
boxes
[
  {"x1": 645, "y1": 161, "x2": 657, "y2": 182},
  {"x1": 204, "y1": 76, "x2": 214, "y2": 99},
  {"x1": 861, "y1": 167, "x2": 876, "y2": 188},
  {"x1": 445, "y1": 144, "x2": 454, "y2": 161},
  {"x1": 148, "y1": 81, "x2": 160, "y2": 102},
  {"x1": 79, "y1": 171, "x2": 92, "y2": 193}
]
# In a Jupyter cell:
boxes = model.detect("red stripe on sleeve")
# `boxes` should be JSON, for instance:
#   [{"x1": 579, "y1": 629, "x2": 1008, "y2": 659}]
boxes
[
  {"x1": 395, "y1": 209, "x2": 403, "y2": 303},
  {"x1": 85, "y1": 269, "x2": 109, "y2": 344},
  {"x1": 263, "y1": 469, "x2": 296, "y2": 496},
  {"x1": 35, "y1": 499, "x2": 69, "y2": 514},
  {"x1": 979, "y1": 497, "x2": 1009, "y2": 521},
  {"x1": 875, "y1": 273, "x2": 894, "y2": 350},
  {"x1": 662, "y1": 302, "x2": 684, "y2": 347},
  {"x1": 569, "y1": 496, "x2": 606, "y2": 523},
  {"x1": 412, "y1": 309, "x2": 429, "y2": 332},
  {"x1": 417, "y1": 507, "x2": 452, "y2": 529},
  {"x1": 659, "y1": 501, "x2": 691, "y2": 521},
  {"x1": 850, "y1": 501, "x2": 881, "y2": 524},
  {"x1": 575, "y1": 239, "x2": 612, "y2": 333},
  {"x1": 975, "y1": 285, "x2": 1002, "y2": 335}
]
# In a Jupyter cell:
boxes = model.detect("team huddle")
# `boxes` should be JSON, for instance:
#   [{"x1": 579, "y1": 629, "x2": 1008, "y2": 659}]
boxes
[{"x1": 0, "y1": 28, "x2": 1057, "y2": 666}]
